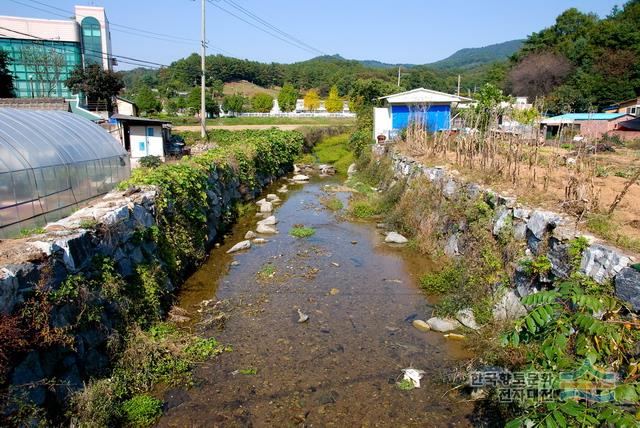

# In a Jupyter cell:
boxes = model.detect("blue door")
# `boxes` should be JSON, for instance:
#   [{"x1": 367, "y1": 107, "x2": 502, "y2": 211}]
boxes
[{"x1": 391, "y1": 104, "x2": 451, "y2": 132}]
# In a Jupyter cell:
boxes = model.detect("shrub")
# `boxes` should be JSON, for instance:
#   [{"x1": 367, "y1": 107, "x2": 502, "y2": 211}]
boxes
[
  {"x1": 139, "y1": 155, "x2": 162, "y2": 169},
  {"x1": 121, "y1": 395, "x2": 162, "y2": 428},
  {"x1": 420, "y1": 263, "x2": 465, "y2": 294}
]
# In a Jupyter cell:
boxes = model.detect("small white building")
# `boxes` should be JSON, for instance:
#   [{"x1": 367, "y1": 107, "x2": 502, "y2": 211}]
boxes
[
  {"x1": 374, "y1": 88, "x2": 472, "y2": 139},
  {"x1": 110, "y1": 114, "x2": 171, "y2": 165}
]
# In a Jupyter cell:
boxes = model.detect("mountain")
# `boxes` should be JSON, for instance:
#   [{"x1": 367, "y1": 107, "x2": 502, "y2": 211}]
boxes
[{"x1": 428, "y1": 40, "x2": 524, "y2": 70}]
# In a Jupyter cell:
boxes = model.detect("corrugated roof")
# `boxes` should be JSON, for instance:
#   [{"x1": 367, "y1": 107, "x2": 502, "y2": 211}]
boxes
[{"x1": 378, "y1": 88, "x2": 472, "y2": 104}]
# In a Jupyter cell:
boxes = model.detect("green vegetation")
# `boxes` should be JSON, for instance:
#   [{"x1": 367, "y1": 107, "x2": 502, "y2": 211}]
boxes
[
  {"x1": 324, "y1": 85, "x2": 343, "y2": 112},
  {"x1": 303, "y1": 89, "x2": 321, "y2": 111},
  {"x1": 313, "y1": 134, "x2": 354, "y2": 175},
  {"x1": 222, "y1": 93, "x2": 246, "y2": 115},
  {"x1": 251, "y1": 92, "x2": 274, "y2": 113},
  {"x1": 507, "y1": 1, "x2": 640, "y2": 113},
  {"x1": 289, "y1": 226, "x2": 316, "y2": 238},
  {"x1": 121, "y1": 395, "x2": 163, "y2": 428},
  {"x1": 17, "y1": 227, "x2": 45, "y2": 237},
  {"x1": 277, "y1": 83, "x2": 298, "y2": 112},
  {"x1": 257, "y1": 263, "x2": 276, "y2": 280},
  {"x1": 135, "y1": 85, "x2": 161, "y2": 114},
  {"x1": 586, "y1": 213, "x2": 640, "y2": 253},
  {"x1": 396, "y1": 378, "x2": 415, "y2": 391},
  {"x1": 238, "y1": 367, "x2": 258, "y2": 375},
  {"x1": 118, "y1": 129, "x2": 303, "y2": 282},
  {"x1": 320, "y1": 196, "x2": 343, "y2": 211}
]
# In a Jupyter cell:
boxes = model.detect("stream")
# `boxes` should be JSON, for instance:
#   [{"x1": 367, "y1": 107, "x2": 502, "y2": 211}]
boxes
[{"x1": 158, "y1": 174, "x2": 475, "y2": 427}]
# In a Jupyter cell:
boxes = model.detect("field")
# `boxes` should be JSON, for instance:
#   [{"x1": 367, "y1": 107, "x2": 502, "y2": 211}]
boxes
[
  {"x1": 171, "y1": 116, "x2": 356, "y2": 131},
  {"x1": 398, "y1": 126, "x2": 640, "y2": 255},
  {"x1": 222, "y1": 80, "x2": 279, "y2": 98}
]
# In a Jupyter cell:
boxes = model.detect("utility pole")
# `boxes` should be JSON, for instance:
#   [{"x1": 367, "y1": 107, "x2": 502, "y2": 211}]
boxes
[
  {"x1": 457, "y1": 74, "x2": 461, "y2": 96},
  {"x1": 397, "y1": 66, "x2": 401, "y2": 87},
  {"x1": 200, "y1": 0, "x2": 206, "y2": 138}
]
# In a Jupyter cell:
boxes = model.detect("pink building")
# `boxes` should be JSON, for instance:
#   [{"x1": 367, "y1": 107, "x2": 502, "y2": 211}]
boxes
[{"x1": 540, "y1": 113, "x2": 634, "y2": 140}]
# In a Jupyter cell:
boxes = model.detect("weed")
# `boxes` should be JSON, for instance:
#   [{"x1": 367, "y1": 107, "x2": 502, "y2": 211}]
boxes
[
  {"x1": 520, "y1": 255, "x2": 552, "y2": 277},
  {"x1": 121, "y1": 395, "x2": 162, "y2": 427},
  {"x1": 296, "y1": 153, "x2": 316, "y2": 164},
  {"x1": 313, "y1": 134, "x2": 354, "y2": 174},
  {"x1": 319, "y1": 196, "x2": 343, "y2": 211},
  {"x1": 17, "y1": 227, "x2": 45, "y2": 237},
  {"x1": 238, "y1": 367, "x2": 258, "y2": 375},
  {"x1": 395, "y1": 378, "x2": 415, "y2": 391},
  {"x1": 586, "y1": 213, "x2": 640, "y2": 253},
  {"x1": 420, "y1": 264, "x2": 465, "y2": 294},
  {"x1": 290, "y1": 226, "x2": 316, "y2": 238},
  {"x1": 257, "y1": 264, "x2": 276, "y2": 280},
  {"x1": 79, "y1": 218, "x2": 99, "y2": 229},
  {"x1": 434, "y1": 295, "x2": 465, "y2": 318},
  {"x1": 184, "y1": 337, "x2": 228, "y2": 360}
]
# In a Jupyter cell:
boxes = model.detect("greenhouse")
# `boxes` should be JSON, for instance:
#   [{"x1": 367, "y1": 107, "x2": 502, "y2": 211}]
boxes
[{"x1": 0, "y1": 108, "x2": 130, "y2": 237}]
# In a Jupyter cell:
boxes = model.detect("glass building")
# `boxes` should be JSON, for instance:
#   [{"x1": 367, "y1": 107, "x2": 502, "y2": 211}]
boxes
[
  {"x1": 0, "y1": 108, "x2": 130, "y2": 237},
  {"x1": 0, "y1": 5, "x2": 113, "y2": 99}
]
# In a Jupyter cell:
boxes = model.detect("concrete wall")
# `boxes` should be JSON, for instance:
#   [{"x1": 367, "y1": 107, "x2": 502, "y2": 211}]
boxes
[
  {"x1": 129, "y1": 124, "x2": 165, "y2": 160},
  {"x1": 374, "y1": 107, "x2": 392, "y2": 139},
  {"x1": 579, "y1": 116, "x2": 631, "y2": 139},
  {"x1": 0, "y1": 15, "x2": 79, "y2": 42}
]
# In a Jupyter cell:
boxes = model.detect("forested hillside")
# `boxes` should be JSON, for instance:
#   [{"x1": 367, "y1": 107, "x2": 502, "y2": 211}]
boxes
[
  {"x1": 429, "y1": 39, "x2": 524, "y2": 70},
  {"x1": 505, "y1": 0, "x2": 640, "y2": 113}
]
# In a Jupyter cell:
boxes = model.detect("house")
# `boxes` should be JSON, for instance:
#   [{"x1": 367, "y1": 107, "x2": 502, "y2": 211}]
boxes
[
  {"x1": 110, "y1": 114, "x2": 172, "y2": 165},
  {"x1": 373, "y1": 88, "x2": 472, "y2": 139},
  {"x1": 115, "y1": 97, "x2": 139, "y2": 117},
  {"x1": 540, "y1": 113, "x2": 634, "y2": 140},
  {"x1": 608, "y1": 117, "x2": 640, "y2": 142},
  {"x1": 603, "y1": 97, "x2": 640, "y2": 117}
]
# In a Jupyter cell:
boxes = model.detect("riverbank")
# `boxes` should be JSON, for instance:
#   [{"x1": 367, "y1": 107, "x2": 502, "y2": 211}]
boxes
[
  {"x1": 344, "y1": 146, "x2": 640, "y2": 426},
  {"x1": 0, "y1": 129, "x2": 305, "y2": 426}
]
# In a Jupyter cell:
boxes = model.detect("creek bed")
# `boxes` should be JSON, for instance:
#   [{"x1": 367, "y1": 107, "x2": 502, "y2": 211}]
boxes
[{"x1": 158, "y1": 174, "x2": 474, "y2": 427}]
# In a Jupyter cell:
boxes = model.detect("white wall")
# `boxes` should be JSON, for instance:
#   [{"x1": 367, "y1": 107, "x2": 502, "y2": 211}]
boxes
[
  {"x1": 374, "y1": 107, "x2": 392, "y2": 140},
  {"x1": 0, "y1": 15, "x2": 79, "y2": 42},
  {"x1": 75, "y1": 6, "x2": 112, "y2": 70},
  {"x1": 129, "y1": 125, "x2": 164, "y2": 161}
]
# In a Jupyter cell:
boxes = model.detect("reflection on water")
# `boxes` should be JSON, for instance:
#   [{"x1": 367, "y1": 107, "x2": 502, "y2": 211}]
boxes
[{"x1": 159, "y1": 176, "x2": 473, "y2": 427}]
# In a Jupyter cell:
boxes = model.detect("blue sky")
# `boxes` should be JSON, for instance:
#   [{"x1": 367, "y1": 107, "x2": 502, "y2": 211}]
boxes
[{"x1": 1, "y1": 0, "x2": 623, "y2": 69}]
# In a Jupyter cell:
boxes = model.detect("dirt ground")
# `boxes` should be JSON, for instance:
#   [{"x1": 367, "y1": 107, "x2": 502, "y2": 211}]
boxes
[{"x1": 399, "y1": 141, "x2": 640, "y2": 256}]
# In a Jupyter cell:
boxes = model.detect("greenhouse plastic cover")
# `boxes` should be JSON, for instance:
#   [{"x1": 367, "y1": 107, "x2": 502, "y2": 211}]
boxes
[
  {"x1": 0, "y1": 108, "x2": 130, "y2": 230},
  {"x1": 0, "y1": 108, "x2": 126, "y2": 172}
]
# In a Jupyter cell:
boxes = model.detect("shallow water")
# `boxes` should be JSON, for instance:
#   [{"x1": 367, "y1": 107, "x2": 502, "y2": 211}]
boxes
[{"x1": 158, "y1": 176, "x2": 474, "y2": 427}]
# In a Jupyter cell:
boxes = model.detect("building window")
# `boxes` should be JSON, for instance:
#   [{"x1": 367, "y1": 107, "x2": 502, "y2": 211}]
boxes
[
  {"x1": 147, "y1": 127, "x2": 154, "y2": 137},
  {"x1": 81, "y1": 17, "x2": 103, "y2": 67}
]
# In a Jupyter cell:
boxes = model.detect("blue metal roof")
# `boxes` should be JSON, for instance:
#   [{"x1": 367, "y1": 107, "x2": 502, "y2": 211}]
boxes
[{"x1": 548, "y1": 113, "x2": 628, "y2": 121}]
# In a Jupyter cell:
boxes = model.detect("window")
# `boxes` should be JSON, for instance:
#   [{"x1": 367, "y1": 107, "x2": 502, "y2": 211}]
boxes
[
  {"x1": 81, "y1": 17, "x2": 103, "y2": 66},
  {"x1": 147, "y1": 127, "x2": 154, "y2": 137}
]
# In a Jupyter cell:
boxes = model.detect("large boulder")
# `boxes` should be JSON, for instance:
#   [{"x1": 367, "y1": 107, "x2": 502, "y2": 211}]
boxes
[
  {"x1": 256, "y1": 224, "x2": 278, "y2": 234},
  {"x1": 385, "y1": 232, "x2": 408, "y2": 244},
  {"x1": 456, "y1": 309, "x2": 480, "y2": 330},
  {"x1": 615, "y1": 267, "x2": 640, "y2": 311},
  {"x1": 580, "y1": 244, "x2": 631, "y2": 284},
  {"x1": 493, "y1": 290, "x2": 527, "y2": 321},
  {"x1": 426, "y1": 317, "x2": 461, "y2": 332},
  {"x1": 527, "y1": 210, "x2": 562, "y2": 240}
]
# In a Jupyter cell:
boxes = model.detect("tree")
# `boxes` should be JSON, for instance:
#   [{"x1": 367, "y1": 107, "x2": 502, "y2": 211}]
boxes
[
  {"x1": 251, "y1": 92, "x2": 273, "y2": 112},
  {"x1": 186, "y1": 87, "x2": 220, "y2": 117},
  {"x1": 278, "y1": 83, "x2": 298, "y2": 112},
  {"x1": 21, "y1": 45, "x2": 66, "y2": 97},
  {"x1": 324, "y1": 86, "x2": 343, "y2": 112},
  {"x1": 0, "y1": 50, "x2": 14, "y2": 98},
  {"x1": 506, "y1": 52, "x2": 573, "y2": 98},
  {"x1": 303, "y1": 89, "x2": 320, "y2": 111},
  {"x1": 135, "y1": 85, "x2": 161, "y2": 114},
  {"x1": 165, "y1": 98, "x2": 178, "y2": 116},
  {"x1": 65, "y1": 64, "x2": 124, "y2": 110},
  {"x1": 222, "y1": 94, "x2": 245, "y2": 115}
]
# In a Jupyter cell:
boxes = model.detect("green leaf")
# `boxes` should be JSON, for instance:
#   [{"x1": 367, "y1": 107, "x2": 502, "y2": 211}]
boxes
[{"x1": 614, "y1": 384, "x2": 639, "y2": 403}]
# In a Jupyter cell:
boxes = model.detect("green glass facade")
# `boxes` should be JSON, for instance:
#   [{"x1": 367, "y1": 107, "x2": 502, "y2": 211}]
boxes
[
  {"x1": 81, "y1": 17, "x2": 103, "y2": 66},
  {"x1": 0, "y1": 38, "x2": 82, "y2": 98}
]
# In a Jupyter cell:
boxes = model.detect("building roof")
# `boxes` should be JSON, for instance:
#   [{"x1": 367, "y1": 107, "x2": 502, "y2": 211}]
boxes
[
  {"x1": 0, "y1": 98, "x2": 70, "y2": 111},
  {"x1": 110, "y1": 114, "x2": 171, "y2": 125},
  {"x1": 618, "y1": 117, "x2": 640, "y2": 131},
  {"x1": 541, "y1": 113, "x2": 631, "y2": 124},
  {"x1": 378, "y1": 88, "x2": 472, "y2": 104},
  {"x1": 0, "y1": 108, "x2": 127, "y2": 172}
]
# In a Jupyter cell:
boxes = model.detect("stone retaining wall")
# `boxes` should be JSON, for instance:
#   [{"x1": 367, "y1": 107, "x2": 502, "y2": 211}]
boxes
[
  {"x1": 390, "y1": 153, "x2": 640, "y2": 311},
  {"x1": 0, "y1": 169, "x2": 275, "y2": 412}
]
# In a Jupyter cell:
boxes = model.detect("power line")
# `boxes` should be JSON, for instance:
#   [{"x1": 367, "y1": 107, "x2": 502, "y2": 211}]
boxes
[
  {"x1": 205, "y1": 0, "x2": 322, "y2": 56},
  {"x1": 6, "y1": 0, "x2": 236, "y2": 56},
  {"x1": 0, "y1": 26, "x2": 167, "y2": 68},
  {"x1": 221, "y1": 0, "x2": 325, "y2": 56}
]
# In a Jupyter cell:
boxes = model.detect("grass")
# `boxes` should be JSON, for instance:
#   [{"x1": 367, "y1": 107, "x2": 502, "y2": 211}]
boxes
[
  {"x1": 14, "y1": 227, "x2": 45, "y2": 238},
  {"x1": 289, "y1": 226, "x2": 316, "y2": 238},
  {"x1": 313, "y1": 134, "x2": 354, "y2": 174},
  {"x1": 396, "y1": 378, "x2": 415, "y2": 391},
  {"x1": 586, "y1": 213, "x2": 640, "y2": 253},
  {"x1": 258, "y1": 264, "x2": 276, "y2": 280},
  {"x1": 320, "y1": 196, "x2": 344, "y2": 211},
  {"x1": 121, "y1": 395, "x2": 163, "y2": 427},
  {"x1": 238, "y1": 367, "x2": 258, "y2": 375}
]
